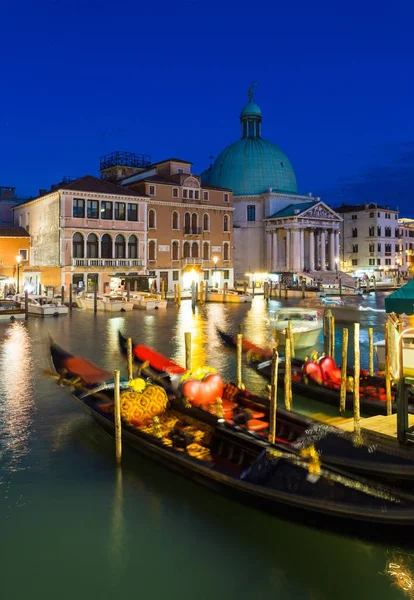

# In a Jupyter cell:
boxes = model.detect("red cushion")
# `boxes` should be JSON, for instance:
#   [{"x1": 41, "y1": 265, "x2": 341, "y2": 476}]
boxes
[{"x1": 247, "y1": 419, "x2": 269, "y2": 432}]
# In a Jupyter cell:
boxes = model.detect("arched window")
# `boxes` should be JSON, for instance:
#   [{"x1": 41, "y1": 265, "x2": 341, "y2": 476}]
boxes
[
  {"x1": 183, "y1": 241, "x2": 190, "y2": 258},
  {"x1": 87, "y1": 233, "x2": 98, "y2": 258},
  {"x1": 203, "y1": 242, "x2": 209, "y2": 260},
  {"x1": 172, "y1": 211, "x2": 179, "y2": 230},
  {"x1": 73, "y1": 232, "x2": 84, "y2": 258},
  {"x1": 148, "y1": 240, "x2": 156, "y2": 261},
  {"x1": 128, "y1": 235, "x2": 138, "y2": 259},
  {"x1": 191, "y1": 242, "x2": 199, "y2": 258},
  {"x1": 184, "y1": 212, "x2": 191, "y2": 234},
  {"x1": 223, "y1": 243, "x2": 230, "y2": 261},
  {"x1": 149, "y1": 209, "x2": 156, "y2": 229},
  {"x1": 203, "y1": 213, "x2": 209, "y2": 231},
  {"x1": 115, "y1": 234, "x2": 126, "y2": 259},
  {"x1": 101, "y1": 234, "x2": 112, "y2": 259},
  {"x1": 191, "y1": 213, "x2": 198, "y2": 234},
  {"x1": 172, "y1": 241, "x2": 179, "y2": 261},
  {"x1": 223, "y1": 214, "x2": 229, "y2": 232}
]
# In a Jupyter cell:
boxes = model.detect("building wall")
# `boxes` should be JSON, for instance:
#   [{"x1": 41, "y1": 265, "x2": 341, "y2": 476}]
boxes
[
  {"x1": 338, "y1": 205, "x2": 399, "y2": 273},
  {"x1": 14, "y1": 194, "x2": 60, "y2": 266}
]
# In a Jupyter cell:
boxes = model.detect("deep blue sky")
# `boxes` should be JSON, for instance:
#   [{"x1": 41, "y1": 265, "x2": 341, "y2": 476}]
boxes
[{"x1": 1, "y1": 0, "x2": 413, "y2": 212}]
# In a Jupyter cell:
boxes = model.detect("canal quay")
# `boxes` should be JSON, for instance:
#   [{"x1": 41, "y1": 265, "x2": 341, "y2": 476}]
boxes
[{"x1": 0, "y1": 293, "x2": 412, "y2": 600}]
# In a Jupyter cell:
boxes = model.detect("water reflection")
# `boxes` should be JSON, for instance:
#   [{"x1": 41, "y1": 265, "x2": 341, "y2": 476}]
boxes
[
  {"x1": 0, "y1": 322, "x2": 35, "y2": 472},
  {"x1": 384, "y1": 550, "x2": 414, "y2": 598},
  {"x1": 110, "y1": 466, "x2": 126, "y2": 576}
]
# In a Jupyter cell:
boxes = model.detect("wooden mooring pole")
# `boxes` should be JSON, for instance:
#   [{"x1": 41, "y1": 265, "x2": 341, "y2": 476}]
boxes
[
  {"x1": 177, "y1": 283, "x2": 181, "y2": 307},
  {"x1": 94, "y1": 281, "x2": 98, "y2": 314},
  {"x1": 61, "y1": 285, "x2": 65, "y2": 306},
  {"x1": 284, "y1": 338, "x2": 292, "y2": 410},
  {"x1": 24, "y1": 289, "x2": 29, "y2": 320},
  {"x1": 269, "y1": 348, "x2": 278, "y2": 444},
  {"x1": 127, "y1": 337, "x2": 133, "y2": 381},
  {"x1": 287, "y1": 320, "x2": 295, "y2": 358},
  {"x1": 199, "y1": 281, "x2": 204, "y2": 305},
  {"x1": 330, "y1": 315, "x2": 335, "y2": 359},
  {"x1": 353, "y1": 323, "x2": 361, "y2": 437},
  {"x1": 385, "y1": 321, "x2": 392, "y2": 415},
  {"x1": 69, "y1": 283, "x2": 73, "y2": 312},
  {"x1": 339, "y1": 328, "x2": 348, "y2": 416},
  {"x1": 114, "y1": 369, "x2": 122, "y2": 465},
  {"x1": 368, "y1": 327, "x2": 374, "y2": 376},
  {"x1": 236, "y1": 332, "x2": 243, "y2": 389},
  {"x1": 126, "y1": 281, "x2": 131, "y2": 302},
  {"x1": 185, "y1": 332, "x2": 192, "y2": 371}
]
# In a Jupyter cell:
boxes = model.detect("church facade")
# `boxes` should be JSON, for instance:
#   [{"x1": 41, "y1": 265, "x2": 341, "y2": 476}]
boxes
[{"x1": 202, "y1": 88, "x2": 343, "y2": 283}]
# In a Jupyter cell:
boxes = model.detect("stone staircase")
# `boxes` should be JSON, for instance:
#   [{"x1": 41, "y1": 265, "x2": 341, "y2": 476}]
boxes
[{"x1": 298, "y1": 270, "x2": 357, "y2": 289}]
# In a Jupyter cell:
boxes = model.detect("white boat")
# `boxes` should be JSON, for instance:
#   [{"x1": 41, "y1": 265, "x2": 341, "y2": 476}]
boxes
[
  {"x1": 76, "y1": 293, "x2": 134, "y2": 312},
  {"x1": 207, "y1": 288, "x2": 253, "y2": 303},
  {"x1": 320, "y1": 285, "x2": 362, "y2": 296},
  {"x1": 270, "y1": 308, "x2": 323, "y2": 349},
  {"x1": 375, "y1": 335, "x2": 414, "y2": 377},
  {"x1": 0, "y1": 300, "x2": 26, "y2": 320},
  {"x1": 129, "y1": 292, "x2": 167, "y2": 310},
  {"x1": 14, "y1": 294, "x2": 68, "y2": 316},
  {"x1": 299, "y1": 297, "x2": 386, "y2": 323}
]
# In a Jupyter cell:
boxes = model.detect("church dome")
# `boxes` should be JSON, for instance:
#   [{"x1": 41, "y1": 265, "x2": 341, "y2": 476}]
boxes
[{"x1": 202, "y1": 90, "x2": 297, "y2": 196}]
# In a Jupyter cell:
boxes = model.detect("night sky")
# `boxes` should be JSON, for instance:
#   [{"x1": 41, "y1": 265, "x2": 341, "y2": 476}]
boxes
[{"x1": 1, "y1": 0, "x2": 413, "y2": 212}]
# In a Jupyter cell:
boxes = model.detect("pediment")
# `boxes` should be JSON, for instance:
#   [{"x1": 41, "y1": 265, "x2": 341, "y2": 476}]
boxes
[
  {"x1": 182, "y1": 176, "x2": 200, "y2": 189},
  {"x1": 300, "y1": 201, "x2": 342, "y2": 221}
]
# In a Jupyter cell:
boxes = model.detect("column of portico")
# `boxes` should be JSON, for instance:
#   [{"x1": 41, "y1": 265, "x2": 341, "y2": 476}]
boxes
[
  {"x1": 309, "y1": 230, "x2": 315, "y2": 271},
  {"x1": 285, "y1": 229, "x2": 291, "y2": 271},
  {"x1": 334, "y1": 230, "x2": 340, "y2": 264},
  {"x1": 329, "y1": 230, "x2": 335, "y2": 271},
  {"x1": 272, "y1": 230, "x2": 278, "y2": 271},
  {"x1": 320, "y1": 230, "x2": 326, "y2": 271},
  {"x1": 299, "y1": 229, "x2": 305, "y2": 271},
  {"x1": 292, "y1": 229, "x2": 301, "y2": 272},
  {"x1": 267, "y1": 232, "x2": 273, "y2": 271}
]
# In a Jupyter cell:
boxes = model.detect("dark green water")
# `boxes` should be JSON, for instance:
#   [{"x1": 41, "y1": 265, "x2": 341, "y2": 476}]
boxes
[{"x1": 0, "y1": 296, "x2": 412, "y2": 600}]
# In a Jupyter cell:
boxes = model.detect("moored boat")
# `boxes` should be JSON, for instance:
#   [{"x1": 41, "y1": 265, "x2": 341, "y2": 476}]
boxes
[
  {"x1": 118, "y1": 331, "x2": 414, "y2": 484},
  {"x1": 270, "y1": 308, "x2": 323, "y2": 349},
  {"x1": 49, "y1": 341, "x2": 414, "y2": 538},
  {"x1": 14, "y1": 293, "x2": 68, "y2": 316},
  {"x1": 207, "y1": 288, "x2": 253, "y2": 303},
  {"x1": 375, "y1": 336, "x2": 414, "y2": 377},
  {"x1": 0, "y1": 299, "x2": 26, "y2": 320}
]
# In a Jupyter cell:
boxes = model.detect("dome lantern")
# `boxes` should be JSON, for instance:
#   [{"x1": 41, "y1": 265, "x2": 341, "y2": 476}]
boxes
[{"x1": 240, "y1": 83, "x2": 262, "y2": 138}]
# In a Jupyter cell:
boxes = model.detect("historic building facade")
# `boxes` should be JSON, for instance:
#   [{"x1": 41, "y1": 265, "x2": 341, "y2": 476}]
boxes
[
  {"x1": 0, "y1": 228, "x2": 30, "y2": 296},
  {"x1": 13, "y1": 176, "x2": 148, "y2": 293},
  {"x1": 201, "y1": 89, "x2": 343, "y2": 283},
  {"x1": 336, "y1": 203, "x2": 400, "y2": 275},
  {"x1": 99, "y1": 155, "x2": 234, "y2": 292}
]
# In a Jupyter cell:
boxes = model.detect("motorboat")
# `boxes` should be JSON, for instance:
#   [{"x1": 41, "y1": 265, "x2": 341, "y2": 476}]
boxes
[
  {"x1": 76, "y1": 293, "x2": 134, "y2": 312},
  {"x1": 320, "y1": 285, "x2": 362, "y2": 296},
  {"x1": 207, "y1": 288, "x2": 253, "y2": 303},
  {"x1": 0, "y1": 299, "x2": 26, "y2": 320},
  {"x1": 375, "y1": 335, "x2": 414, "y2": 377},
  {"x1": 299, "y1": 297, "x2": 386, "y2": 323},
  {"x1": 13, "y1": 294, "x2": 68, "y2": 316},
  {"x1": 270, "y1": 308, "x2": 323, "y2": 349},
  {"x1": 129, "y1": 292, "x2": 167, "y2": 310}
]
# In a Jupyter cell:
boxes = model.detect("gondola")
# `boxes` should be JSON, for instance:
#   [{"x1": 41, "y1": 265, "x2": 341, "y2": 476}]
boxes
[
  {"x1": 49, "y1": 341, "x2": 414, "y2": 539},
  {"x1": 215, "y1": 327, "x2": 414, "y2": 417},
  {"x1": 118, "y1": 331, "x2": 414, "y2": 485}
]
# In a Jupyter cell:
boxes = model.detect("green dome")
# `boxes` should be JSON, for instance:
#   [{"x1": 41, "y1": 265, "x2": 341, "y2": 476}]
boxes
[
  {"x1": 240, "y1": 101, "x2": 262, "y2": 117},
  {"x1": 202, "y1": 94, "x2": 297, "y2": 196}
]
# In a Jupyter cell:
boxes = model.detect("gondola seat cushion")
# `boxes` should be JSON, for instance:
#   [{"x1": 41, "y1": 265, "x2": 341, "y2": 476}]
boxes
[
  {"x1": 247, "y1": 419, "x2": 269, "y2": 432},
  {"x1": 62, "y1": 356, "x2": 112, "y2": 385}
]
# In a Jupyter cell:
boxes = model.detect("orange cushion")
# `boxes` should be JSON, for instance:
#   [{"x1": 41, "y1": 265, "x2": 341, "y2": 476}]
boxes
[
  {"x1": 247, "y1": 419, "x2": 269, "y2": 432},
  {"x1": 63, "y1": 356, "x2": 112, "y2": 385},
  {"x1": 249, "y1": 411, "x2": 265, "y2": 419}
]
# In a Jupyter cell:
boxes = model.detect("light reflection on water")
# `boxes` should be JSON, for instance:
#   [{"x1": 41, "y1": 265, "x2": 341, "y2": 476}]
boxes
[{"x1": 0, "y1": 297, "x2": 410, "y2": 600}]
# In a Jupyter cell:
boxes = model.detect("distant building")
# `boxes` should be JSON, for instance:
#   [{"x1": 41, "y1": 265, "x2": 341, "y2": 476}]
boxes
[
  {"x1": 0, "y1": 228, "x2": 30, "y2": 297},
  {"x1": 0, "y1": 186, "x2": 28, "y2": 225},
  {"x1": 100, "y1": 152, "x2": 235, "y2": 292},
  {"x1": 336, "y1": 203, "x2": 400, "y2": 275},
  {"x1": 13, "y1": 175, "x2": 147, "y2": 293},
  {"x1": 397, "y1": 218, "x2": 414, "y2": 274},
  {"x1": 201, "y1": 89, "x2": 343, "y2": 285}
]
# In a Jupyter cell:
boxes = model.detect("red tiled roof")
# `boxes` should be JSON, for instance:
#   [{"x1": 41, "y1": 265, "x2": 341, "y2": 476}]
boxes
[{"x1": 0, "y1": 227, "x2": 30, "y2": 237}]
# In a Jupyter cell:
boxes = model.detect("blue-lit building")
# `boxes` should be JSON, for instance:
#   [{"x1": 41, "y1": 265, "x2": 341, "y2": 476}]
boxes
[{"x1": 202, "y1": 89, "x2": 342, "y2": 282}]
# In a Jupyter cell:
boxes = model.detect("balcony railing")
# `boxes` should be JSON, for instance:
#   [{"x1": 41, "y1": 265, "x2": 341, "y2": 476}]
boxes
[
  {"x1": 72, "y1": 258, "x2": 144, "y2": 268},
  {"x1": 181, "y1": 258, "x2": 203, "y2": 267},
  {"x1": 184, "y1": 227, "x2": 202, "y2": 235}
]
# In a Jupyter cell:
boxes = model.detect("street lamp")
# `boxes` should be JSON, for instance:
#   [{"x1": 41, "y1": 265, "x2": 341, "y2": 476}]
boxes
[{"x1": 16, "y1": 254, "x2": 22, "y2": 293}]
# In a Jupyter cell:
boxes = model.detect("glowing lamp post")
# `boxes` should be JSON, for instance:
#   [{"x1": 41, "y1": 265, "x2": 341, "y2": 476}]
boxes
[{"x1": 16, "y1": 254, "x2": 22, "y2": 293}]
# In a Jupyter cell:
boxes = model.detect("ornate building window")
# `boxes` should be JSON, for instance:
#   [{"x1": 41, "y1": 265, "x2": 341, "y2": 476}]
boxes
[
  {"x1": 148, "y1": 240, "x2": 156, "y2": 261},
  {"x1": 115, "y1": 234, "x2": 126, "y2": 259},
  {"x1": 184, "y1": 212, "x2": 191, "y2": 234},
  {"x1": 223, "y1": 214, "x2": 229, "y2": 231},
  {"x1": 183, "y1": 241, "x2": 190, "y2": 258},
  {"x1": 149, "y1": 209, "x2": 156, "y2": 229},
  {"x1": 172, "y1": 211, "x2": 179, "y2": 230},
  {"x1": 191, "y1": 213, "x2": 198, "y2": 233},
  {"x1": 223, "y1": 242, "x2": 230, "y2": 261},
  {"x1": 128, "y1": 235, "x2": 138, "y2": 259},
  {"x1": 203, "y1": 213, "x2": 210, "y2": 231},
  {"x1": 73, "y1": 232, "x2": 84, "y2": 258},
  {"x1": 87, "y1": 233, "x2": 99, "y2": 258},
  {"x1": 247, "y1": 205, "x2": 255, "y2": 221},
  {"x1": 101, "y1": 234, "x2": 112, "y2": 258},
  {"x1": 203, "y1": 242, "x2": 209, "y2": 260},
  {"x1": 172, "y1": 241, "x2": 179, "y2": 261},
  {"x1": 191, "y1": 242, "x2": 199, "y2": 258}
]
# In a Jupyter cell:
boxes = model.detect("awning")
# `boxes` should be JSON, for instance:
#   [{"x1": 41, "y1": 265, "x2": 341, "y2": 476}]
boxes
[{"x1": 385, "y1": 280, "x2": 414, "y2": 315}]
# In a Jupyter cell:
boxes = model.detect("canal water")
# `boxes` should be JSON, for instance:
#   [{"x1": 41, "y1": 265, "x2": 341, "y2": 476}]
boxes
[{"x1": 0, "y1": 294, "x2": 412, "y2": 600}]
